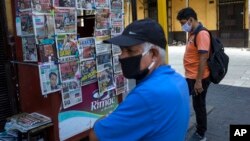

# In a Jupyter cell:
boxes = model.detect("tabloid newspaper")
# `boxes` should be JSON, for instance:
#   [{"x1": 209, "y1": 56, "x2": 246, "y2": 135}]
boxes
[
  {"x1": 77, "y1": 0, "x2": 94, "y2": 10},
  {"x1": 77, "y1": 37, "x2": 96, "y2": 61},
  {"x1": 59, "y1": 58, "x2": 79, "y2": 82},
  {"x1": 31, "y1": 0, "x2": 52, "y2": 13},
  {"x1": 18, "y1": 0, "x2": 32, "y2": 11},
  {"x1": 80, "y1": 59, "x2": 97, "y2": 86},
  {"x1": 22, "y1": 36, "x2": 38, "y2": 62},
  {"x1": 96, "y1": 53, "x2": 112, "y2": 71},
  {"x1": 53, "y1": 0, "x2": 76, "y2": 8},
  {"x1": 114, "y1": 73, "x2": 127, "y2": 95},
  {"x1": 97, "y1": 67, "x2": 115, "y2": 94},
  {"x1": 56, "y1": 34, "x2": 78, "y2": 60},
  {"x1": 20, "y1": 11, "x2": 34, "y2": 36},
  {"x1": 95, "y1": 0, "x2": 109, "y2": 9},
  {"x1": 38, "y1": 43, "x2": 57, "y2": 63}
]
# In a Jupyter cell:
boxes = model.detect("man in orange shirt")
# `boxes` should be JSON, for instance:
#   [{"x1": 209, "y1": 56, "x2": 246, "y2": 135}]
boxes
[{"x1": 177, "y1": 7, "x2": 211, "y2": 141}]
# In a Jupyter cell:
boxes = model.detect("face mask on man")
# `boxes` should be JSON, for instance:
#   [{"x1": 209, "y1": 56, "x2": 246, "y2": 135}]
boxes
[
  {"x1": 182, "y1": 21, "x2": 192, "y2": 32},
  {"x1": 119, "y1": 49, "x2": 155, "y2": 81}
]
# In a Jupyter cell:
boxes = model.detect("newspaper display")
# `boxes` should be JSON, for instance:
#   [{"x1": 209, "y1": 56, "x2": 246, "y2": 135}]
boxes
[
  {"x1": 95, "y1": 9, "x2": 110, "y2": 30},
  {"x1": 111, "y1": 19, "x2": 123, "y2": 35},
  {"x1": 31, "y1": 0, "x2": 52, "y2": 13},
  {"x1": 95, "y1": 34, "x2": 110, "y2": 44},
  {"x1": 20, "y1": 11, "x2": 34, "y2": 36},
  {"x1": 97, "y1": 67, "x2": 115, "y2": 94},
  {"x1": 112, "y1": 55, "x2": 122, "y2": 73},
  {"x1": 114, "y1": 73, "x2": 126, "y2": 95},
  {"x1": 61, "y1": 80, "x2": 82, "y2": 108},
  {"x1": 78, "y1": 37, "x2": 96, "y2": 61},
  {"x1": 39, "y1": 63, "x2": 61, "y2": 95},
  {"x1": 110, "y1": 0, "x2": 123, "y2": 36},
  {"x1": 95, "y1": 44, "x2": 111, "y2": 55},
  {"x1": 111, "y1": 44, "x2": 121, "y2": 56},
  {"x1": 96, "y1": 53, "x2": 112, "y2": 71},
  {"x1": 38, "y1": 43, "x2": 57, "y2": 62},
  {"x1": 59, "y1": 59, "x2": 79, "y2": 82},
  {"x1": 56, "y1": 34, "x2": 78, "y2": 60},
  {"x1": 77, "y1": 0, "x2": 95, "y2": 10},
  {"x1": 53, "y1": 0, "x2": 76, "y2": 8},
  {"x1": 18, "y1": 0, "x2": 32, "y2": 11},
  {"x1": 80, "y1": 59, "x2": 97, "y2": 86},
  {"x1": 33, "y1": 14, "x2": 55, "y2": 44},
  {"x1": 22, "y1": 36, "x2": 38, "y2": 62},
  {"x1": 95, "y1": 0, "x2": 109, "y2": 9},
  {"x1": 110, "y1": 0, "x2": 123, "y2": 11},
  {"x1": 54, "y1": 9, "x2": 77, "y2": 34},
  {"x1": 95, "y1": 29, "x2": 110, "y2": 37}
]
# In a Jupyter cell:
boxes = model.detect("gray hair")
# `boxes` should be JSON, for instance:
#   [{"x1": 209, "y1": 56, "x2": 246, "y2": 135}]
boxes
[{"x1": 142, "y1": 42, "x2": 166, "y2": 64}]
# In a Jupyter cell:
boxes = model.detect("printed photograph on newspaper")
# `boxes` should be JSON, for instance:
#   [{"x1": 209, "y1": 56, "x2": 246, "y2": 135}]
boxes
[
  {"x1": 39, "y1": 63, "x2": 61, "y2": 95},
  {"x1": 33, "y1": 14, "x2": 55, "y2": 44},
  {"x1": 77, "y1": 0, "x2": 94, "y2": 10},
  {"x1": 56, "y1": 34, "x2": 78, "y2": 59},
  {"x1": 22, "y1": 36, "x2": 38, "y2": 62},
  {"x1": 80, "y1": 59, "x2": 97, "y2": 86},
  {"x1": 20, "y1": 11, "x2": 34, "y2": 36},
  {"x1": 31, "y1": 0, "x2": 52, "y2": 13},
  {"x1": 18, "y1": 0, "x2": 32, "y2": 11},
  {"x1": 112, "y1": 55, "x2": 122, "y2": 73},
  {"x1": 97, "y1": 67, "x2": 115, "y2": 94},
  {"x1": 111, "y1": 19, "x2": 123, "y2": 35},
  {"x1": 111, "y1": 44, "x2": 121, "y2": 56},
  {"x1": 59, "y1": 59, "x2": 79, "y2": 82},
  {"x1": 94, "y1": 29, "x2": 110, "y2": 37},
  {"x1": 95, "y1": 0, "x2": 109, "y2": 9},
  {"x1": 96, "y1": 53, "x2": 112, "y2": 71},
  {"x1": 95, "y1": 9, "x2": 110, "y2": 30},
  {"x1": 54, "y1": 0, "x2": 76, "y2": 8},
  {"x1": 95, "y1": 43, "x2": 111, "y2": 55},
  {"x1": 54, "y1": 9, "x2": 76, "y2": 34},
  {"x1": 61, "y1": 80, "x2": 82, "y2": 109},
  {"x1": 38, "y1": 43, "x2": 57, "y2": 63},
  {"x1": 114, "y1": 73, "x2": 127, "y2": 95},
  {"x1": 110, "y1": 0, "x2": 123, "y2": 11},
  {"x1": 78, "y1": 37, "x2": 95, "y2": 61}
]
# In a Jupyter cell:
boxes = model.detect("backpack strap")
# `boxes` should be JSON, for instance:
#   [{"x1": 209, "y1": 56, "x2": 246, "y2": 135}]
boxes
[{"x1": 193, "y1": 25, "x2": 210, "y2": 48}]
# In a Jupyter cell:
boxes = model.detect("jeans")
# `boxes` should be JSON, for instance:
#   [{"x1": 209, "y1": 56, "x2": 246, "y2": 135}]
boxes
[{"x1": 186, "y1": 78, "x2": 211, "y2": 137}]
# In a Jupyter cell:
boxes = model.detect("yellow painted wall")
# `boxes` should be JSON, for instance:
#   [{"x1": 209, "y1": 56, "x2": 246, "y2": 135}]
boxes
[
  {"x1": 172, "y1": 0, "x2": 186, "y2": 31},
  {"x1": 5, "y1": 0, "x2": 14, "y2": 34},
  {"x1": 245, "y1": 0, "x2": 249, "y2": 29},
  {"x1": 137, "y1": 0, "x2": 146, "y2": 20}
]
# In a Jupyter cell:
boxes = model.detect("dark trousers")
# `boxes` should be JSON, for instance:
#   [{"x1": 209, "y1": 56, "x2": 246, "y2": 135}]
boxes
[{"x1": 186, "y1": 78, "x2": 211, "y2": 137}]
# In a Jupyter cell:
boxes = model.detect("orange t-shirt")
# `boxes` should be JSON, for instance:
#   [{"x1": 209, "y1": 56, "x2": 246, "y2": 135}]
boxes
[{"x1": 184, "y1": 30, "x2": 211, "y2": 79}]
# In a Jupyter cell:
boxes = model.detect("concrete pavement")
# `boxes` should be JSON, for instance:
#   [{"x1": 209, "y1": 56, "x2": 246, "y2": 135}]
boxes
[{"x1": 169, "y1": 46, "x2": 250, "y2": 141}]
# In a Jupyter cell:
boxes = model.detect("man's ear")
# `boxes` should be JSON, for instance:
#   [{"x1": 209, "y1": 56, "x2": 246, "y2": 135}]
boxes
[{"x1": 150, "y1": 47, "x2": 159, "y2": 60}]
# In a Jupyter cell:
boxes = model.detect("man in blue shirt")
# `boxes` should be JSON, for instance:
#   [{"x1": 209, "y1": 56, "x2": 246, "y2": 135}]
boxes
[{"x1": 89, "y1": 19, "x2": 190, "y2": 141}]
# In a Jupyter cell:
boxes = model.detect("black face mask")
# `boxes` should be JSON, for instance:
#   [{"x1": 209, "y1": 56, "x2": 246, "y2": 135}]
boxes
[{"x1": 119, "y1": 54, "x2": 154, "y2": 81}]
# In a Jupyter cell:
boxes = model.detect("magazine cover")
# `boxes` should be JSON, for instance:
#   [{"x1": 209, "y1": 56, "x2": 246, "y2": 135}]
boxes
[
  {"x1": 77, "y1": 0, "x2": 94, "y2": 10},
  {"x1": 59, "y1": 59, "x2": 79, "y2": 82},
  {"x1": 95, "y1": 0, "x2": 109, "y2": 9},
  {"x1": 78, "y1": 37, "x2": 96, "y2": 61},
  {"x1": 31, "y1": 0, "x2": 52, "y2": 13},
  {"x1": 111, "y1": 44, "x2": 121, "y2": 56},
  {"x1": 97, "y1": 67, "x2": 115, "y2": 94},
  {"x1": 38, "y1": 43, "x2": 57, "y2": 62},
  {"x1": 61, "y1": 80, "x2": 82, "y2": 109},
  {"x1": 20, "y1": 11, "x2": 34, "y2": 36},
  {"x1": 96, "y1": 53, "x2": 112, "y2": 71},
  {"x1": 80, "y1": 59, "x2": 97, "y2": 86},
  {"x1": 95, "y1": 43, "x2": 111, "y2": 55},
  {"x1": 18, "y1": 0, "x2": 32, "y2": 11},
  {"x1": 33, "y1": 14, "x2": 55, "y2": 43},
  {"x1": 114, "y1": 73, "x2": 126, "y2": 95},
  {"x1": 110, "y1": 0, "x2": 123, "y2": 11},
  {"x1": 39, "y1": 63, "x2": 61, "y2": 95},
  {"x1": 22, "y1": 36, "x2": 38, "y2": 62},
  {"x1": 54, "y1": 9, "x2": 76, "y2": 34},
  {"x1": 95, "y1": 9, "x2": 110, "y2": 30},
  {"x1": 112, "y1": 55, "x2": 122, "y2": 73},
  {"x1": 54, "y1": 0, "x2": 76, "y2": 8},
  {"x1": 56, "y1": 34, "x2": 78, "y2": 59}
]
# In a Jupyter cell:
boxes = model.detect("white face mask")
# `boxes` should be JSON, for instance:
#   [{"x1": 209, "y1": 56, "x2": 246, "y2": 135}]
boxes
[{"x1": 182, "y1": 22, "x2": 192, "y2": 32}]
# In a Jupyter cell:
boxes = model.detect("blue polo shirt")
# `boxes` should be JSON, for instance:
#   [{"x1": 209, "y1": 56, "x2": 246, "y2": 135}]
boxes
[{"x1": 94, "y1": 65, "x2": 190, "y2": 141}]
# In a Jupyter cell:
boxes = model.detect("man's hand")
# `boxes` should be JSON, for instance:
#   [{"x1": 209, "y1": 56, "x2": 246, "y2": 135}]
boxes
[{"x1": 194, "y1": 80, "x2": 203, "y2": 95}]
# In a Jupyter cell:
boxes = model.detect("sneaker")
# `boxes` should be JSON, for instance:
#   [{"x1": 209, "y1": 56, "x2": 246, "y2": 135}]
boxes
[{"x1": 189, "y1": 132, "x2": 207, "y2": 141}]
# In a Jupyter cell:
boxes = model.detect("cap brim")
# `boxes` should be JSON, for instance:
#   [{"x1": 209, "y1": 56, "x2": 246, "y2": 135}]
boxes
[{"x1": 103, "y1": 35, "x2": 145, "y2": 47}]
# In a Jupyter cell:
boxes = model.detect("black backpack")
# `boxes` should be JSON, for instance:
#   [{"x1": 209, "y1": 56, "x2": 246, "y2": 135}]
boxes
[{"x1": 194, "y1": 27, "x2": 229, "y2": 84}]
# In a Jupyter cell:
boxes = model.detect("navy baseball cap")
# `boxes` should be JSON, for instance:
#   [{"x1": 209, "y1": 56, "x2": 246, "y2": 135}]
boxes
[{"x1": 103, "y1": 18, "x2": 167, "y2": 49}]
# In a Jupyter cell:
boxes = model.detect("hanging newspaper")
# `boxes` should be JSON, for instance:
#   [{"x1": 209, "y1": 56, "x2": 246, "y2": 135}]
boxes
[
  {"x1": 59, "y1": 58, "x2": 79, "y2": 82},
  {"x1": 95, "y1": 0, "x2": 109, "y2": 9},
  {"x1": 114, "y1": 73, "x2": 127, "y2": 95},
  {"x1": 38, "y1": 43, "x2": 57, "y2": 63},
  {"x1": 22, "y1": 36, "x2": 38, "y2": 62},
  {"x1": 20, "y1": 11, "x2": 34, "y2": 36},
  {"x1": 53, "y1": 0, "x2": 76, "y2": 8},
  {"x1": 78, "y1": 37, "x2": 96, "y2": 61},
  {"x1": 61, "y1": 80, "x2": 82, "y2": 109},
  {"x1": 97, "y1": 67, "x2": 115, "y2": 94},
  {"x1": 96, "y1": 53, "x2": 112, "y2": 71},
  {"x1": 111, "y1": 19, "x2": 123, "y2": 35},
  {"x1": 94, "y1": 29, "x2": 110, "y2": 37},
  {"x1": 95, "y1": 44, "x2": 111, "y2": 55},
  {"x1": 110, "y1": 0, "x2": 123, "y2": 12},
  {"x1": 18, "y1": 0, "x2": 32, "y2": 11},
  {"x1": 56, "y1": 34, "x2": 78, "y2": 60},
  {"x1": 95, "y1": 9, "x2": 110, "y2": 30},
  {"x1": 31, "y1": 0, "x2": 52, "y2": 14},
  {"x1": 77, "y1": 0, "x2": 94, "y2": 10},
  {"x1": 112, "y1": 55, "x2": 122, "y2": 73},
  {"x1": 80, "y1": 59, "x2": 97, "y2": 86},
  {"x1": 95, "y1": 35, "x2": 110, "y2": 44},
  {"x1": 54, "y1": 9, "x2": 77, "y2": 34},
  {"x1": 39, "y1": 63, "x2": 61, "y2": 95},
  {"x1": 111, "y1": 44, "x2": 121, "y2": 56},
  {"x1": 33, "y1": 14, "x2": 55, "y2": 44}
]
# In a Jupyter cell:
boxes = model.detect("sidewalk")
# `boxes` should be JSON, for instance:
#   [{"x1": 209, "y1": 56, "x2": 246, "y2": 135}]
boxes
[{"x1": 169, "y1": 46, "x2": 250, "y2": 141}]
